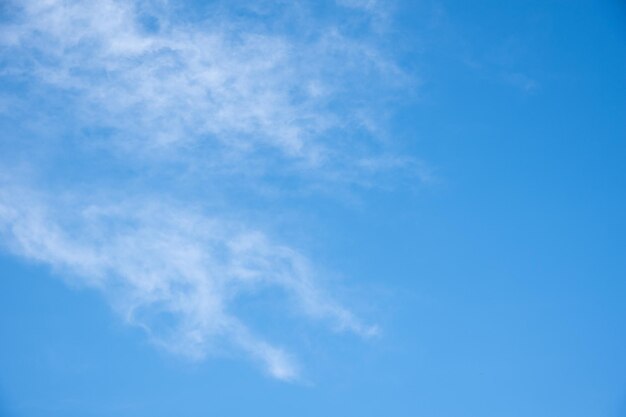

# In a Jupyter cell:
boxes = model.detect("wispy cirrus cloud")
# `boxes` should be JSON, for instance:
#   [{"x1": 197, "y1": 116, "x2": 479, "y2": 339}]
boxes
[
  {"x1": 0, "y1": 186, "x2": 376, "y2": 380},
  {"x1": 0, "y1": 0, "x2": 410, "y2": 380},
  {"x1": 1, "y1": 0, "x2": 407, "y2": 170}
]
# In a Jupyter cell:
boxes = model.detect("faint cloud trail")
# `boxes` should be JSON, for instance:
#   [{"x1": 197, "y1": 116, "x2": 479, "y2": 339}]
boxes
[
  {"x1": 0, "y1": 188, "x2": 376, "y2": 380},
  {"x1": 0, "y1": 0, "x2": 411, "y2": 379}
]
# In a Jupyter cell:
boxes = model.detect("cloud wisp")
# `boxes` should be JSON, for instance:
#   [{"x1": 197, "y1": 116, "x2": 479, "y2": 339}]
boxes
[
  {"x1": 0, "y1": 0, "x2": 408, "y2": 379},
  {"x1": 1, "y1": 0, "x2": 408, "y2": 172},
  {"x1": 0, "y1": 188, "x2": 376, "y2": 380}
]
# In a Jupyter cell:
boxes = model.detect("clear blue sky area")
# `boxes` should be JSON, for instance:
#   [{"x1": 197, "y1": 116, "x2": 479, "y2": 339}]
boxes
[{"x1": 1, "y1": 1, "x2": 625, "y2": 416}]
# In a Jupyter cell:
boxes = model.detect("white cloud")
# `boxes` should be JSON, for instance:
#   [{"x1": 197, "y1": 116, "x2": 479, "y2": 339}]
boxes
[
  {"x1": 0, "y1": 0, "x2": 409, "y2": 379},
  {"x1": 0, "y1": 186, "x2": 375, "y2": 380},
  {"x1": 1, "y1": 0, "x2": 405, "y2": 169}
]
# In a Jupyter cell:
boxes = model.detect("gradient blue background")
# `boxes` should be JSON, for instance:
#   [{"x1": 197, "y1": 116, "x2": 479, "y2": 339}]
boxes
[{"x1": 1, "y1": 1, "x2": 625, "y2": 416}]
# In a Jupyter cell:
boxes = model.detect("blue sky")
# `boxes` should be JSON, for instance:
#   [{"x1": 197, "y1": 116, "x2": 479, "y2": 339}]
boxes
[{"x1": 0, "y1": 0, "x2": 625, "y2": 416}]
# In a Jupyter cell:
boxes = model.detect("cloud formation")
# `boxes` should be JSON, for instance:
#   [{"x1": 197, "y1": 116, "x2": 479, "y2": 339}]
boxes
[
  {"x1": 1, "y1": 0, "x2": 406, "y2": 170},
  {"x1": 0, "y1": 187, "x2": 376, "y2": 380},
  {"x1": 0, "y1": 0, "x2": 407, "y2": 379}
]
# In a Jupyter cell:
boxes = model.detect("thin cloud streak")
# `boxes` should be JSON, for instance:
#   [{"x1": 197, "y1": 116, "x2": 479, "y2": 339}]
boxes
[
  {"x1": 0, "y1": 187, "x2": 376, "y2": 380},
  {"x1": 1, "y1": 0, "x2": 407, "y2": 170},
  {"x1": 0, "y1": 0, "x2": 408, "y2": 379}
]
